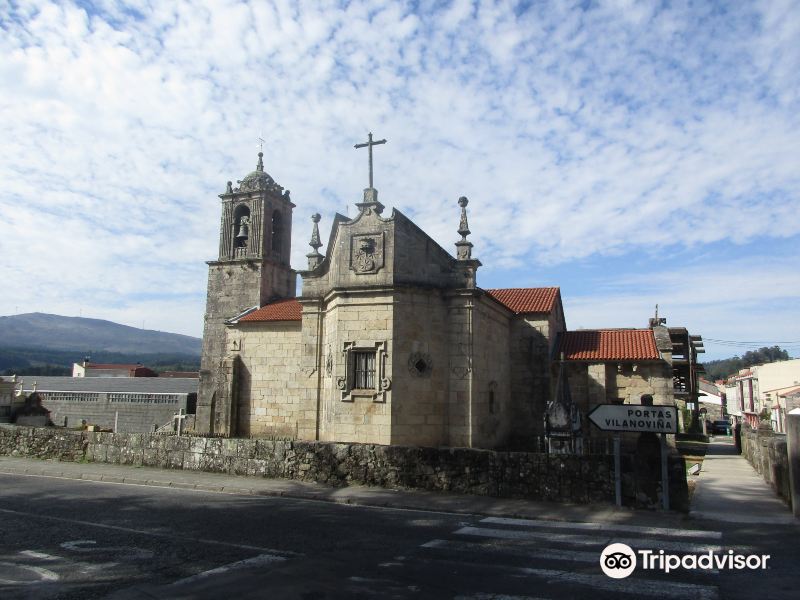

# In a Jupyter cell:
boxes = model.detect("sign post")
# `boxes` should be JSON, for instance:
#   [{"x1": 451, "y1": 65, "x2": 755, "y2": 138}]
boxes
[
  {"x1": 614, "y1": 435, "x2": 621, "y2": 507},
  {"x1": 588, "y1": 404, "x2": 678, "y2": 510},
  {"x1": 660, "y1": 433, "x2": 670, "y2": 510}
]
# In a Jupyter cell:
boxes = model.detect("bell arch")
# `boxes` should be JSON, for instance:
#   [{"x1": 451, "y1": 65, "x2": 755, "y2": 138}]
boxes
[{"x1": 232, "y1": 203, "x2": 251, "y2": 256}]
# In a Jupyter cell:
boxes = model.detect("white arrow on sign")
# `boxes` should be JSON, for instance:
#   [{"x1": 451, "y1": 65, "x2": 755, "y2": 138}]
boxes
[{"x1": 587, "y1": 404, "x2": 677, "y2": 434}]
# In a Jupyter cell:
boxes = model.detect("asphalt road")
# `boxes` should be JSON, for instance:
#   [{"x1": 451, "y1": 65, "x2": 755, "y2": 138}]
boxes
[{"x1": 0, "y1": 473, "x2": 797, "y2": 599}]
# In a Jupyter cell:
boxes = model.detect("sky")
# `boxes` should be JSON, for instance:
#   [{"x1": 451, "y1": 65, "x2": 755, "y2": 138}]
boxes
[{"x1": 1, "y1": 0, "x2": 799, "y2": 361}]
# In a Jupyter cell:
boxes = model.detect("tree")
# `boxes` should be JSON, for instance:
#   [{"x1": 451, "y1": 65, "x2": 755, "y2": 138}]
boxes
[{"x1": 702, "y1": 346, "x2": 792, "y2": 381}]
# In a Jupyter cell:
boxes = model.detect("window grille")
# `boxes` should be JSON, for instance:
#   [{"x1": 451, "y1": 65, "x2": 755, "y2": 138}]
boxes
[
  {"x1": 40, "y1": 392, "x2": 100, "y2": 403},
  {"x1": 353, "y1": 351, "x2": 376, "y2": 389}
]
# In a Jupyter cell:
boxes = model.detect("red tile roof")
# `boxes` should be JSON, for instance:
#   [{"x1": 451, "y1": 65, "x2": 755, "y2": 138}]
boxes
[
  {"x1": 486, "y1": 287, "x2": 560, "y2": 314},
  {"x1": 239, "y1": 298, "x2": 302, "y2": 322},
  {"x1": 557, "y1": 329, "x2": 660, "y2": 361}
]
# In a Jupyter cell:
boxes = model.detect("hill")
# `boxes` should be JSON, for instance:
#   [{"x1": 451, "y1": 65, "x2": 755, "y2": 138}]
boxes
[
  {"x1": 0, "y1": 313, "x2": 201, "y2": 374},
  {"x1": 0, "y1": 313, "x2": 201, "y2": 355}
]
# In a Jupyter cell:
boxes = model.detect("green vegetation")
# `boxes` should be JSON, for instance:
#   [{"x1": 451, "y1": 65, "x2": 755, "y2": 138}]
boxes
[
  {"x1": 0, "y1": 347, "x2": 199, "y2": 376},
  {"x1": 701, "y1": 346, "x2": 791, "y2": 381}
]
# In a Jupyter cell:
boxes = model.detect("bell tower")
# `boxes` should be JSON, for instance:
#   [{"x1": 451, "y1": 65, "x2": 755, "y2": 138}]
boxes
[{"x1": 196, "y1": 151, "x2": 295, "y2": 435}]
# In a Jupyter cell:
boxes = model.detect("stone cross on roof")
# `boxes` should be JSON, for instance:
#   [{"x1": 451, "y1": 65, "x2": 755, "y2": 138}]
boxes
[{"x1": 354, "y1": 132, "x2": 387, "y2": 189}]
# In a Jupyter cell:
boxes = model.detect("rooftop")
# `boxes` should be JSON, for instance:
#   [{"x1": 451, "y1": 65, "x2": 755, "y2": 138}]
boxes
[
  {"x1": 486, "y1": 287, "x2": 560, "y2": 314},
  {"x1": 556, "y1": 329, "x2": 661, "y2": 361},
  {"x1": 14, "y1": 377, "x2": 198, "y2": 394},
  {"x1": 235, "y1": 288, "x2": 562, "y2": 324},
  {"x1": 238, "y1": 298, "x2": 302, "y2": 322}
]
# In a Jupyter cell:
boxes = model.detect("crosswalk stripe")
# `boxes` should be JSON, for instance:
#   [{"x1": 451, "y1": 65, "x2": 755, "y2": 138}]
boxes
[
  {"x1": 422, "y1": 538, "x2": 719, "y2": 574},
  {"x1": 169, "y1": 554, "x2": 285, "y2": 587},
  {"x1": 454, "y1": 594, "x2": 549, "y2": 600},
  {"x1": 455, "y1": 526, "x2": 724, "y2": 554},
  {"x1": 481, "y1": 516, "x2": 722, "y2": 540},
  {"x1": 517, "y1": 566, "x2": 719, "y2": 600},
  {"x1": 422, "y1": 538, "x2": 598, "y2": 563}
]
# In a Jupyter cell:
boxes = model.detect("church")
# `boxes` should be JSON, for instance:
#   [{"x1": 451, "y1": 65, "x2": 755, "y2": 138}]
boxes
[{"x1": 196, "y1": 140, "x2": 693, "y2": 449}]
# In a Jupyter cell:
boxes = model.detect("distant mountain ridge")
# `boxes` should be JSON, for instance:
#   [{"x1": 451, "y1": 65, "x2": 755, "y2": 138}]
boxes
[{"x1": 0, "y1": 313, "x2": 201, "y2": 356}]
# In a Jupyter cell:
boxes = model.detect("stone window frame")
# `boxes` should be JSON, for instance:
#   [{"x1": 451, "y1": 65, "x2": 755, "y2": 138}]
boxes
[{"x1": 337, "y1": 340, "x2": 391, "y2": 403}]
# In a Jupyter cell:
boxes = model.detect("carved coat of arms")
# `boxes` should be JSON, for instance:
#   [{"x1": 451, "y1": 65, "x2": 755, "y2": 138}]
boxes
[{"x1": 350, "y1": 233, "x2": 384, "y2": 274}]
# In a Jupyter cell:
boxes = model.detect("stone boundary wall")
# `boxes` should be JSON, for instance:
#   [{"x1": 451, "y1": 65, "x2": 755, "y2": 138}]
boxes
[
  {"x1": 0, "y1": 425, "x2": 687, "y2": 509},
  {"x1": 741, "y1": 427, "x2": 791, "y2": 506}
]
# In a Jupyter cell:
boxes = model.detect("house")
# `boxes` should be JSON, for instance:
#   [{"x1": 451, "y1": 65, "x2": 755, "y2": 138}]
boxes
[
  {"x1": 756, "y1": 358, "x2": 800, "y2": 433},
  {"x1": 72, "y1": 361, "x2": 158, "y2": 378},
  {"x1": 698, "y1": 378, "x2": 726, "y2": 421},
  {"x1": 723, "y1": 359, "x2": 800, "y2": 431}
]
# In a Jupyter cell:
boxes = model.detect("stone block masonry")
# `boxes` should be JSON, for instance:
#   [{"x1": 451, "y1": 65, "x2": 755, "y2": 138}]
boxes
[
  {"x1": 741, "y1": 426, "x2": 792, "y2": 507},
  {"x1": 0, "y1": 425, "x2": 687, "y2": 509}
]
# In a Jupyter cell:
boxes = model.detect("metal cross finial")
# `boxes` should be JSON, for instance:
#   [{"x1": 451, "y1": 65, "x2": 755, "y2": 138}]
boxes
[
  {"x1": 257, "y1": 135, "x2": 265, "y2": 151},
  {"x1": 354, "y1": 132, "x2": 387, "y2": 189}
]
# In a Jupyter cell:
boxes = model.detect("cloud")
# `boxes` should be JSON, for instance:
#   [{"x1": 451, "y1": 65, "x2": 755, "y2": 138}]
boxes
[{"x1": 0, "y1": 0, "x2": 798, "y2": 345}]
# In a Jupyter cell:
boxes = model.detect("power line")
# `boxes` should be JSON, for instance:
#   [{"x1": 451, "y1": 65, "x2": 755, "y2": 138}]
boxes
[{"x1": 703, "y1": 338, "x2": 800, "y2": 347}]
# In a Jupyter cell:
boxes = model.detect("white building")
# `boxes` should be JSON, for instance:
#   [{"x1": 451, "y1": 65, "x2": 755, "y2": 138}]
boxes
[{"x1": 756, "y1": 358, "x2": 800, "y2": 433}]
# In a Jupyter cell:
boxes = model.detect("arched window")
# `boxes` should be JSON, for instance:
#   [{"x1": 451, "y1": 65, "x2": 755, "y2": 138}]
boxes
[{"x1": 271, "y1": 210, "x2": 282, "y2": 255}]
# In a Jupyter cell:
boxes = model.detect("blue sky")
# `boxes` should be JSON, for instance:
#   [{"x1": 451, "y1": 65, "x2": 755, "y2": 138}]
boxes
[{"x1": 1, "y1": 0, "x2": 798, "y2": 361}]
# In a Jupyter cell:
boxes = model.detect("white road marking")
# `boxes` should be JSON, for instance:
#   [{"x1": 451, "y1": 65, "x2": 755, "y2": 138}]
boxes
[
  {"x1": 60, "y1": 539, "x2": 154, "y2": 560},
  {"x1": 0, "y1": 506, "x2": 302, "y2": 556},
  {"x1": 60, "y1": 540, "x2": 98, "y2": 551},
  {"x1": 455, "y1": 595, "x2": 549, "y2": 600},
  {"x1": 423, "y1": 538, "x2": 599, "y2": 563},
  {"x1": 455, "y1": 526, "x2": 724, "y2": 554},
  {"x1": 517, "y1": 566, "x2": 718, "y2": 600},
  {"x1": 0, "y1": 561, "x2": 60, "y2": 584},
  {"x1": 18, "y1": 550, "x2": 61, "y2": 561},
  {"x1": 481, "y1": 516, "x2": 722, "y2": 540},
  {"x1": 170, "y1": 554, "x2": 285, "y2": 586},
  {"x1": 422, "y1": 538, "x2": 719, "y2": 574}
]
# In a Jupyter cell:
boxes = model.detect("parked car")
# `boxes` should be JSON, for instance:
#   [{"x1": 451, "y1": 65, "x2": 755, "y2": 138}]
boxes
[{"x1": 710, "y1": 420, "x2": 730, "y2": 435}]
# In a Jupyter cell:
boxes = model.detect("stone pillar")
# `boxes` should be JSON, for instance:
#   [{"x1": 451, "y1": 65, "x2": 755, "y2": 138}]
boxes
[
  {"x1": 786, "y1": 412, "x2": 800, "y2": 518},
  {"x1": 446, "y1": 293, "x2": 475, "y2": 447},
  {"x1": 298, "y1": 299, "x2": 324, "y2": 441},
  {"x1": 214, "y1": 355, "x2": 240, "y2": 437}
]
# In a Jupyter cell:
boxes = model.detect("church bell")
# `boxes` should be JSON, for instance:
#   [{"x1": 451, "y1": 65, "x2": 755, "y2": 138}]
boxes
[{"x1": 236, "y1": 221, "x2": 249, "y2": 240}]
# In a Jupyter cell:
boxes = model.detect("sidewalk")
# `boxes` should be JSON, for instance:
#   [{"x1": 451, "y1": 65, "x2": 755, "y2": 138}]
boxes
[
  {"x1": 689, "y1": 437, "x2": 796, "y2": 524},
  {"x1": 0, "y1": 455, "x2": 689, "y2": 528}
]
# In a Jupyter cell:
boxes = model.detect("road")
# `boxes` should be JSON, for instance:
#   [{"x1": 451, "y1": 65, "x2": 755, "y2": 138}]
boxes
[{"x1": 0, "y1": 473, "x2": 797, "y2": 599}]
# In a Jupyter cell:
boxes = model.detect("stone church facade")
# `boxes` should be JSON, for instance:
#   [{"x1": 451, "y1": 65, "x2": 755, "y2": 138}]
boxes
[{"x1": 197, "y1": 152, "x2": 689, "y2": 449}]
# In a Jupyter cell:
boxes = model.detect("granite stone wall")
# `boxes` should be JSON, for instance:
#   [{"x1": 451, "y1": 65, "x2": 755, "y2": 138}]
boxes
[
  {"x1": 0, "y1": 425, "x2": 688, "y2": 509},
  {"x1": 232, "y1": 321, "x2": 303, "y2": 438},
  {"x1": 741, "y1": 426, "x2": 791, "y2": 506}
]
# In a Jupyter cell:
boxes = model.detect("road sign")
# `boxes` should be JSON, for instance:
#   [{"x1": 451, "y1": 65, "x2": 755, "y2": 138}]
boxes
[{"x1": 588, "y1": 404, "x2": 677, "y2": 434}]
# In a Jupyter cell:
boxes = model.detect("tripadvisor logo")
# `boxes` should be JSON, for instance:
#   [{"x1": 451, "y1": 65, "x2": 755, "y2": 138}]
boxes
[
  {"x1": 600, "y1": 543, "x2": 770, "y2": 578},
  {"x1": 600, "y1": 543, "x2": 637, "y2": 578}
]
